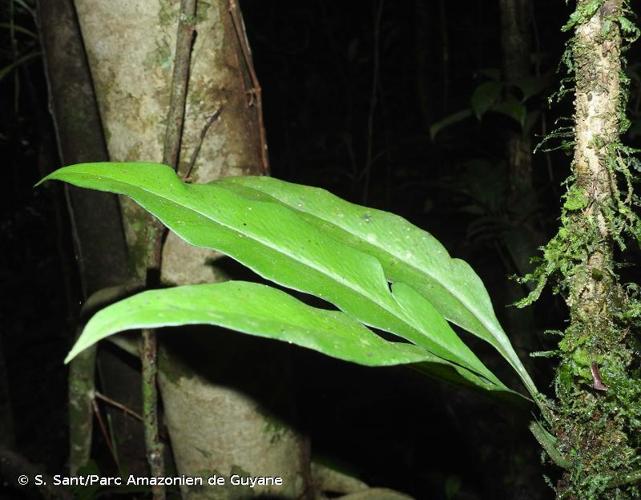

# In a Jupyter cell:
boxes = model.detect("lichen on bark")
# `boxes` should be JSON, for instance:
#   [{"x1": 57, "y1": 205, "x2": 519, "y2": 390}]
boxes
[{"x1": 518, "y1": 1, "x2": 641, "y2": 497}]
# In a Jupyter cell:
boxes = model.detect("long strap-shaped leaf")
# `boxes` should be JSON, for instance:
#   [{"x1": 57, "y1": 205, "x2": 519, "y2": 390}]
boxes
[
  {"x1": 66, "y1": 281, "x2": 440, "y2": 367},
  {"x1": 218, "y1": 176, "x2": 538, "y2": 398},
  {"x1": 41, "y1": 162, "x2": 506, "y2": 392}
]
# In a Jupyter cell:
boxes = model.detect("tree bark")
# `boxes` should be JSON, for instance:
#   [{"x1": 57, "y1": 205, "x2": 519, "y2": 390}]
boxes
[
  {"x1": 37, "y1": 0, "x2": 144, "y2": 475},
  {"x1": 71, "y1": 0, "x2": 308, "y2": 497},
  {"x1": 555, "y1": 0, "x2": 640, "y2": 496}
]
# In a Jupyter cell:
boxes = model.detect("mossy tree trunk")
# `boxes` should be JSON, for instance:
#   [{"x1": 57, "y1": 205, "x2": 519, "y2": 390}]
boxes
[
  {"x1": 71, "y1": 0, "x2": 309, "y2": 497},
  {"x1": 540, "y1": 1, "x2": 641, "y2": 497}
]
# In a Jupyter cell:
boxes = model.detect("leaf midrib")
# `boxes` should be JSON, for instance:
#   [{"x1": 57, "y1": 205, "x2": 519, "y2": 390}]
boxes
[
  {"x1": 60, "y1": 171, "x2": 507, "y2": 384},
  {"x1": 275, "y1": 202, "x2": 529, "y2": 383},
  {"x1": 264, "y1": 189, "x2": 506, "y2": 351},
  {"x1": 91, "y1": 174, "x2": 456, "y2": 360},
  {"x1": 104, "y1": 298, "x2": 391, "y2": 347}
]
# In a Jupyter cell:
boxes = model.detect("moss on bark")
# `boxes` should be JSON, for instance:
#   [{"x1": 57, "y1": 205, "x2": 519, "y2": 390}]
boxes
[{"x1": 520, "y1": 1, "x2": 641, "y2": 497}]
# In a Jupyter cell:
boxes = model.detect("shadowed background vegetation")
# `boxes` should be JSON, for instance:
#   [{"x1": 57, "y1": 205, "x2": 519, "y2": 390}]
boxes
[{"x1": 2, "y1": 1, "x2": 641, "y2": 498}]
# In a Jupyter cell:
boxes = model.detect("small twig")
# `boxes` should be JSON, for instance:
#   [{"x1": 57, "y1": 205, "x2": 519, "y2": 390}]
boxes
[
  {"x1": 142, "y1": 2, "x2": 198, "y2": 498},
  {"x1": 139, "y1": 222, "x2": 165, "y2": 500},
  {"x1": 139, "y1": 268, "x2": 164, "y2": 499},
  {"x1": 91, "y1": 397, "x2": 118, "y2": 467},
  {"x1": 228, "y1": 0, "x2": 270, "y2": 174},
  {"x1": 95, "y1": 391, "x2": 143, "y2": 422},
  {"x1": 163, "y1": 0, "x2": 198, "y2": 170},
  {"x1": 182, "y1": 106, "x2": 223, "y2": 180},
  {"x1": 142, "y1": 329, "x2": 164, "y2": 500}
]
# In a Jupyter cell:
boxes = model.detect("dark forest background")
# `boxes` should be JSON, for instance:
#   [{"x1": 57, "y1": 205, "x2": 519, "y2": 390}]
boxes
[{"x1": 2, "y1": 1, "x2": 641, "y2": 499}]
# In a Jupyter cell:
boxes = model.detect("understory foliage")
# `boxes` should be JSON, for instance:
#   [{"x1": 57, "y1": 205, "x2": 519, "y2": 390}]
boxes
[
  {"x1": 38, "y1": 2, "x2": 641, "y2": 498},
  {"x1": 42, "y1": 162, "x2": 542, "y2": 400},
  {"x1": 518, "y1": 0, "x2": 641, "y2": 497}
]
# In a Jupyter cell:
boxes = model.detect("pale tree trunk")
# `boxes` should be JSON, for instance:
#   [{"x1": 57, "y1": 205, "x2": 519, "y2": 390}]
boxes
[
  {"x1": 559, "y1": 0, "x2": 621, "y2": 493},
  {"x1": 71, "y1": 0, "x2": 307, "y2": 498},
  {"x1": 553, "y1": 0, "x2": 641, "y2": 496}
]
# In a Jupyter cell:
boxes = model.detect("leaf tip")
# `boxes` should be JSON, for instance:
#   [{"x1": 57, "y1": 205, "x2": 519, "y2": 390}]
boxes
[
  {"x1": 34, "y1": 172, "x2": 55, "y2": 189},
  {"x1": 64, "y1": 343, "x2": 83, "y2": 364}
]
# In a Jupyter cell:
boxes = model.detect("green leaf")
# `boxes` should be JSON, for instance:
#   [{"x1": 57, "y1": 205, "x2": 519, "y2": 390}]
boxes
[
  {"x1": 512, "y1": 74, "x2": 553, "y2": 102},
  {"x1": 391, "y1": 282, "x2": 493, "y2": 380},
  {"x1": 429, "y1": 109, "x2": 473, "y2": 140},
  {"x1": 492, "y1": 95, "x2": 527, "y2": 127},
  {"x1": 619, "y1": 15, "x2": 641, "y2": 42},
  {"x1": 218, "y1": 175, "x2": 538, "y2": 398},
  {"x1": 41, "y1": 163, "x2": 507, "y2": 392},
  {"x1": 66, "y1": 281, "x2": 438, "y2": 367},
  {"x1": 529, "y1": 421, "x2": 569, "y2": 469},
  {"x1": 470, "y1": 81, "x2": 502, "y2": 120}
]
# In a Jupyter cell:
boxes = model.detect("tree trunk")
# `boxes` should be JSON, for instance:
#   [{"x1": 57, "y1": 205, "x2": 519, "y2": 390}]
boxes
[
  {"x1": 497, "y1": 0, "x2": 538, "y2": 376},
  {"x1": 499, "y1": 0, "x2": 534, "y2": 203},
  {"x1": 499, "y1": 0, "x2": 546, "y2": 287},
  {"x1": 71, "y1": 0, "x2": 308, "y2": 497},
  {"x1": 38, "y1": 0, "x2": 145, "y2": 475},
  {"x1": 553, "y1": 0, "x2": 641, "y2": 496}
]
